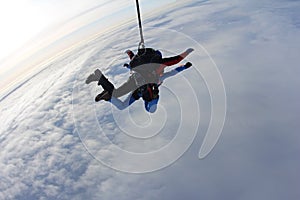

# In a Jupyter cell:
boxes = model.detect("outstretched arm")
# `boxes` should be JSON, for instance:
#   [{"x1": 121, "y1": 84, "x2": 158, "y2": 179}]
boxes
[
  {"x1": 156, "y1": 48, "x2": 194, "y2": 75},
  {"x1": 160, "y1": 62, "x2": 192, "y2": 82}
]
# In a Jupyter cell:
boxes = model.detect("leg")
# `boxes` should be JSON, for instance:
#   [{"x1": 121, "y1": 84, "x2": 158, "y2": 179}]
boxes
[
  {"x1": 110, "y1": 94, "x2": 138, "y2": 110},
  {"x1": 111, "y1": 76, "x2": 138, "y2": 98},
  {"x1": 144, "y1": 98, "x2": 159, "y2": 113},
  {"x1": 86, "y1": 69, "x2": 115, "y2": 93},
  {"x1": 97, "y1": 72, "x2": 138, "y2": 98}
]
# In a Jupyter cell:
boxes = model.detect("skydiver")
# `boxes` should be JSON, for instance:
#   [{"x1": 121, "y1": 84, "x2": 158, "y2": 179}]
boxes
[{"x1": 86, "y1": 48, "x2": 194, "y2": 112}]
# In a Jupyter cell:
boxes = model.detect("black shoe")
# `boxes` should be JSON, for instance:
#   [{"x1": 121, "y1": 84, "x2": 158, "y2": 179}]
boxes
[
  {"x1": 86, "y1": 69, "x2": 102, "y2": 84},
  {"x1": 95, "y1": 91, "x2": 112, "y2": 102}
]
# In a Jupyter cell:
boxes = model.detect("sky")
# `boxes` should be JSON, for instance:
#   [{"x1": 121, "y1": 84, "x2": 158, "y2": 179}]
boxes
[
  {"x1": 0, "y1": 0, "x2": 176, "y2": 62},
  {"x1": 1, "y1": 0, "x2": 300, "y2": 199},
  {"x1": 0, "y1": 0, "x2": 99, "y2": 61},
  {"x1": 0, "y1": 0, "x2": 176, "y2": 98}
]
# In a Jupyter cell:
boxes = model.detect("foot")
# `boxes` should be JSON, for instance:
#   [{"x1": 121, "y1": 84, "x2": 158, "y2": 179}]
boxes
[
  {"x1": 86, "y1": 69, "x2": 102, "y2": 84},
  {"x1": 95, "y1": 90, "x2": 112, "y2": 102},
  {"x1": 185, "y1": 62, "x2": 192, "y2": 68}
]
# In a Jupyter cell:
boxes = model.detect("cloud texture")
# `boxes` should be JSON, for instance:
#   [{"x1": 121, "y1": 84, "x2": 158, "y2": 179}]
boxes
[{"x1": 0, "y1": 0, "x2": 300, "y2": 199}]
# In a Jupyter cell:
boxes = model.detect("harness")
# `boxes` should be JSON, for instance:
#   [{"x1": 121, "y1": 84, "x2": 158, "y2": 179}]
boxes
[
  {"x1": 129, "y1": 48, "x2": 162, "y2": 69},
  {"x1": 132, "y1": 83, "x2": 159, "y2": 102},
  {"x1": 130, "y1": 48, "x2": 162, "y2": 83},
  {"x1": 129, "y1": 48, "x2": 162, "y2": 101},
  {"x1": 142, "y1": 83, "x2": 159, "y2": 101}
]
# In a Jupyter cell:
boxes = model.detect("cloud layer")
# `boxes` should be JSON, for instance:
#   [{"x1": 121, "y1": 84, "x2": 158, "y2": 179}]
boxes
[{"x1": 1, "y1": 0, "x2": 300, "y2": 199}]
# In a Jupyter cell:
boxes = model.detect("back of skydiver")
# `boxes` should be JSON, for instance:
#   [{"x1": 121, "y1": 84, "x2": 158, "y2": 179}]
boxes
[
  {"x1": 125, "y1": 48, "x2": 194, "y2": 77},
  {"x1": 86, "y1": 48, "x2": 194, "y2": 112}
]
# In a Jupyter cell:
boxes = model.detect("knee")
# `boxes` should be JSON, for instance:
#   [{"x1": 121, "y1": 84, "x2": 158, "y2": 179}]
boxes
[
  {"x1": 147, "y1": 104, "x2": 157, "y2": 113},
  {"x1": 145, "y1": 99, "x2": 159, "y2": 113}
]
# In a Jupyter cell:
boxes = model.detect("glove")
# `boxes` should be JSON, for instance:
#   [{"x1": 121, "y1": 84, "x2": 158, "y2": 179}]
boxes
[
  {"x1": 185, "y1": 48, "x2": 194, "y2": 54},
  {"x1": 185, "y1": 62, "x2": 192, "y2": 68},
  {"x1": 125, "y1": 50, "x2": 134, "y2": 59}
]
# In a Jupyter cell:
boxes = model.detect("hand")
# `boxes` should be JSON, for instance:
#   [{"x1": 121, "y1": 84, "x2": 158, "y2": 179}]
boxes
[
  {"x1": 185, "y1": 62, "x2": 192, "y2": 68},
  {"x1": 125, "y1": 50, "x2": 134, "y2": 59},
  {"x1": 186, "y1": 48, "x2": 194, "y2": 54}
]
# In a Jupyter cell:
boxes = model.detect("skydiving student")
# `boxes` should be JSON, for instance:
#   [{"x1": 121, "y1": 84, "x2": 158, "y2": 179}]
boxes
[{"x1": 86, "y1": 48, "x2": 194, "y2": 112}]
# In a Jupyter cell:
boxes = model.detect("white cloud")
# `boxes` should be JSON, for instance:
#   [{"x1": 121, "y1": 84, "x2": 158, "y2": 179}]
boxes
[{"x1": 1, "y1": 0, "x2": 300, "y2": 199}]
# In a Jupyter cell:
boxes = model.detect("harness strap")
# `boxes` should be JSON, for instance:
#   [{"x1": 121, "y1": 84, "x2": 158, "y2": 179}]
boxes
[{"x1": 147, "y1": 85, "x2": 153, "y2": 99}]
